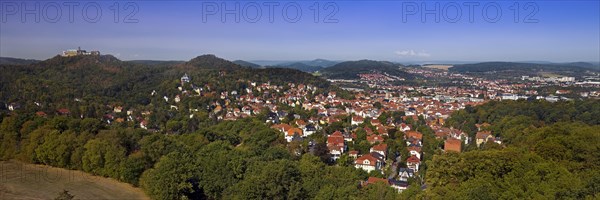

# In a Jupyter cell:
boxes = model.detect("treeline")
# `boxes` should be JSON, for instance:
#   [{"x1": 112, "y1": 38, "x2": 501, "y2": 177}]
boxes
[
  {"x1": 445, "y1": 99, "x2": 600, "y2": 140},
  {"x1": 421, "y1": 99, "x2": 600, "y2": 199},
  {"x1": 0, "y1": 114, "x2": 412, "y2": 199},
  {"x1": 450, "y1": 62, "x2": 596, "y2": 73},
  {"x1": 320, "y1": 60, "x2": 414, "y2": 80}
]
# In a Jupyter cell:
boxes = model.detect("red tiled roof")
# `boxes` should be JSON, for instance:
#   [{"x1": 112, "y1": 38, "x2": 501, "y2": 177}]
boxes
[
  {"x1": 287, "y1": 128, "x2": 303, "y2": 137},
  {"x1": 35, "y1": 111, "x2": 47, "y2": 117},
  {"x1": 366, "y1": 177, "x2": 389, "y2": 185},
  {"x1": 371, "y1": 143, "x2": 387, "y2": 152},
  {"x1": 407, "y1": 155, "x2": 420, "y2": 164},
  {"x1": 367, "y1": 135, "x2": 384, "y2": 143},
  {"x1": 405, "y1": 131, "x2": 423, "y2": 140},
  {"x1": 476, "y1": 131, "x2": 492, "y2": 139},
  {"x1": 355, "y1": 154, "x2": 379, "y2": 166},
  {"x1": 445, "y1": 138, "x2": 462, "y2": 152},
  {"x1": 327, "y1": 131, "x2": 345, "y2": 150},
  {"x1": 57, "y1": 108, "x2": 70, "y2": 115},
  {"x1": 407, "y1": 146, "x2": 421, "y2": 153}
]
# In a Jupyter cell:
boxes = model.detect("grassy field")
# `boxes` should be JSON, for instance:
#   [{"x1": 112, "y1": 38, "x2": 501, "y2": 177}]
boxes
[
  {"x1": 423, "y1": 65, "x2": 453, "y2": 70},
  {"x1": 0, "y1": 160, "x2": 148, "y2": 200},
  {"x1": 538, "y1": 72, "x2": 563, "y2": 78}
]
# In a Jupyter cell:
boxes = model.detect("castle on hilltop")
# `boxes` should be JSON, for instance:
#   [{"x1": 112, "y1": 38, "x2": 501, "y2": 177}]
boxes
[{"x1": 62, "y1": 47, "x2": 100, "y2": 57}]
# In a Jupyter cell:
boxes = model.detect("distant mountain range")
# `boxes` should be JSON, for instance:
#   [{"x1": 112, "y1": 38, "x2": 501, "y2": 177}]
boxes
[
  {"x1": 243, "y1": 59, "x2": 341, "y2": 72},
  {"x1": 265, "y1": 63, "x2": 324, "y2": 73},
  {"x1": 450, "y1": 62, "x2": 600, "y2": 73},
  {"x1": 2, "y1": 55, "x2": 598, "y2": 76},
  {"x1": 276, "y1": 59, "x2": 340, "y2": 68},
  {"x1": 233, "y1": 60, "x2": 261, "y2": 68},
  {"x1": 0, "y1": 57, "x2": 40, "y2": 65},
  {"x1": 127, "y1": 60, "x2": 185, "y2": 66},
  {"x1": 320, "y1": 60, "x2": 414, "y2": 80},
  {"x1": 247, "y1": 59, "x2": 336, "y2": 67}
]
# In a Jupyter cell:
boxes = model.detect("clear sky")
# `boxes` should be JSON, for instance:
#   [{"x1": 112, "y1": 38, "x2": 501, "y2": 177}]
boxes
[{"x1": 1, "y1": 0, "x2": 599, "y2": 63}]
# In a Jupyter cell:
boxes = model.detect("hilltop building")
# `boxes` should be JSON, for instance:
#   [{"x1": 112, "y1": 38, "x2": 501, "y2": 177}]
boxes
[{"x1": 62, "y1": 47, "x2": 100, "y2": 57}]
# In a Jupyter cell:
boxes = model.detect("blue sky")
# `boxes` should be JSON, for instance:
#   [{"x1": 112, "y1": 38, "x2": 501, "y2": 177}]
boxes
[{"x1": 1, "y1": 0, "x2": 599, "y2": 63}]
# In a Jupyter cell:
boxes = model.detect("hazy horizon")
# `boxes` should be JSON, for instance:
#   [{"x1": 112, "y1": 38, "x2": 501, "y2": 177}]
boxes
[{"x1": 4, "y1": 55, "x2": 600, "y2": 66}]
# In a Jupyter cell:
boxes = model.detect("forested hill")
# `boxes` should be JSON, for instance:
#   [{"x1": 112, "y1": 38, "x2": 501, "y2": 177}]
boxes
[
  {"x1": 0, "y1": 54, "x2": 339, "y2": 110},
  {"x1": 178, "y1": 54, "x2": 243, "y2": 70},
  {"x1": 0, "y1": 57, "x2": 40, "y2": 65},
  {"x1": 266, "y1": 62, "x2": 324, "y2": 73},
  {"x1": 321, "y1": 60, "x2": 414, "y2": 79},
  {"x1": 232, "y1": 60, "x2": 261, "y2": 68},
  {"x1": 450, "y1": 62, "x2": 598, "y2": 73},
  {"x1": 423, "y1": 99, "x2": 600, "y2": 199}
]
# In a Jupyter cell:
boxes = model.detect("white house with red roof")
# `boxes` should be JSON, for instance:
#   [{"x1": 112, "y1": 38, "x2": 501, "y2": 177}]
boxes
[
  {"x1": 327, "y1": 131, "x2": 346, "y2": 160},
  {"x1": 406, "y1": 155, "x2": 421, "y2": 172},
  {"x1": 351, "y1": 115, "x2": 364, "y2": 126},
  {"x1": 370, "y1": 143, "x2": 388, "y2": 159},
  {"x1": 407, "y1": 146, "x2": 422, "y2": 159},
  {"x1": 355, "y1": 153, "x2": 384, "y2": 173}
]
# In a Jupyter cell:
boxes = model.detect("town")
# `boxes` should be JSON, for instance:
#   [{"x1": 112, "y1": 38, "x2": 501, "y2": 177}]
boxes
[{"x1": 7, "y1": 60, "x2": 596, "y2": 194}]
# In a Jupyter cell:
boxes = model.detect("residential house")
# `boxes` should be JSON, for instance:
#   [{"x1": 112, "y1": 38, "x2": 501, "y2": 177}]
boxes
[
  {"x1": 405, "y1": 131, "x2": 423, "y2": 140},
  {"x1": 444, "y1": 138, "x2": 462, "y2": 152},
  {"x1": 35, "y1": 111, "x2": 47, "y2": 117},
  {"x1": 181, "y1": 73, "x2": 190, "y2": 84},
  {"x1": 295, "y1": 119, "x2": 307, "y2": 129},
  {"x1": 8, "y1": 103, "x2": 21, "y2": 111},
  {"x1": 303, "y1": 124, "x2": 317, "y2": 136},
  {"x1": 406, "y1": 155, "x2": 421, "y2": 172},
  {"x1": 351, "y1": 115, "x2": 364, "y2": 126},
  {"x1": 399, "y1": 123, "x2": 412, "y2": 132},
  {"x1": 327, "y1": 131, "x2": 346, "y2": 160},
  {"x1": 140, "y1": 120, "x2": 148, "y2": 129},
  {"x1": 355, "y1": 154, "x2": 384, "y2": 173},
  {"x1": 363, "y1": 177, "x2": 407, "y2": 193},
  {"x1": 286, "y1": 128, "x2": 303, "y2": 142},
  {"x1": 56, "y1": 108, "x2": 70, "y2": 116},
  {"x1": 370, "y1": 143, "x2": 388, "y2": 159},
  {"x1": 398, "y1": 168, "x2": 415, "y2": 182},
  {"x1": 367, "y1": 134, "x2": 384, "y2": 144},
  {"x1": 371, "y1": 119, "x2": 381, "y2": 126},
  {"x1": 349, "y1": 150, "x2": 359, "y2": 159},
  {"x1": 407, "y1": 146, "x2": 422, "y2": 159},
  {"x1": 476, "y1": 131, "x2": 494, "y2": 147},
  {"x1": 113, "y1": 106, "x2": 123, "y2": 113}
]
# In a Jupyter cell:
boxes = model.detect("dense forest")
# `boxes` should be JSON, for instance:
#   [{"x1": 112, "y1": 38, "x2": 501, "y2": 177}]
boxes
[
  {"x1": 424, "y1": 100, "x2": 600, "y2": 199},
  {"x1": 320, "y1": 60, "x2": 414, "y2": 80},
  {"x1": 0, "y1": 113, "x2": 412, "y2": 199},
  {"x1": 266, "y1": 63, "x2": 324, "y2": 73},
  {"x1": 265, "y1": 59, "x2": 340, "y2": 72},
  {"x1": 449, "y1": 62, "x2": 599, "y2": 79}
]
